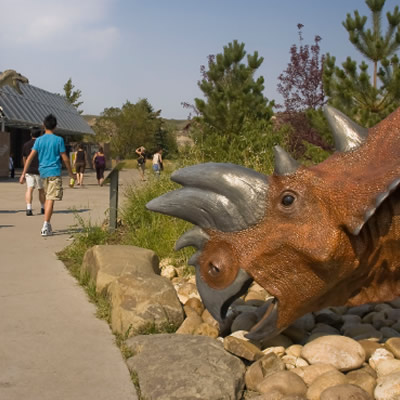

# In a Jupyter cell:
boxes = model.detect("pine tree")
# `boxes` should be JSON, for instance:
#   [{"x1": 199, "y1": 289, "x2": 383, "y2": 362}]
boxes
[
  {"x1": 324, "y1": 0, "x2": 400, "y2": 127},
  {"x1": 194, "y1": 40, "x2": 274, "y2": 137},
  {"x1": 63, "y1": 78, "x2": 83, "y2": 114}
]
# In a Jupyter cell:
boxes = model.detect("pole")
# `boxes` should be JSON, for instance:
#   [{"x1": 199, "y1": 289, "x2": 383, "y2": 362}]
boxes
[{"x1": 109, "y1": 169, "x2": 119, "y2": 232}]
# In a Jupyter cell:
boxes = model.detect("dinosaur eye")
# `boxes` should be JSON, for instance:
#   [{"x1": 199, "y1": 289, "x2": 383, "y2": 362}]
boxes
[
  {"x1": 282, "y1": 194, "x2": 295, "y2": 207},
  {"x1": 208, "y1": 263, "x2": 221, "y2": 277}
]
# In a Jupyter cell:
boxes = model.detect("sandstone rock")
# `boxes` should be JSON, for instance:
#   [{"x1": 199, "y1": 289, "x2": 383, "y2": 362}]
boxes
[
  {"x1": 256, "y1": 371, "x2": 307, "y2": 397},
  {"x1": 81, "y1": 245, "x2": 160, "y2": 294},
  {"x1": 231, "y1": 312, "x2": 258, "y2": 332},
  {"x1": 358, "y1": 339, "x2": 382, "y2": 360},
  {"x1": 175, "y1": 281, "x2": 200, "y2": 304},
  {"x1": 374, "y1": 371, "x2": 400, "y2": 400},
  {"x1": 126, "y1": 334, "x2": 245, "y2": 400},
  {"x1": 224, "y1": 335, "x2": 262, "y2": 361},
  {"x1": 193, "y1": 322, "x2": 219, "y2": 338},
  {"x1": 176, "y1": 314, "x2": 203, "y2": 335},
  {"x1": 281, "y1": 355, "x2": 308, "y2": 369},
  {"x1": 301, "y1": 335, "x2": 365, "y2": 371},
  {"x1": 369, "y1": 348, "x2": 395, "y2": 370},
  {"x1": 306, "y1": 370, "x2": 348, "y2": 400},
  {"x1": 260, "y1": 334, "x2": 293, "y2": 350},
  {"x1": 320, "y1": 384, "x2": 372, "y2": 399},
  {"x1": 286, "y1": 345, "x2": 303, "y2": 358},
  {"x1": 160, "y1": 264, "x2": 177, "y2": 280},
  {"x1": 263, "y1": 346, "x2": 286, "y2": 357},
  {"x1": 385, "y1": 337, "x2": 400, "y2": 359},
  {"x1": 109, "y1": 272, "x2": 183, "y2": 336},
  {"x1": 250, "y1": 393, "x2": 307, "y2": 400},
  {"x1": 346, "y1": 369, "x2": 377, "y2": 397},
  {"x1": 245, "y1": 353, "x2": 286, "y2": 391},
  {"x1": 184, "y1": 297, "x2": 204, "y2": 316},
  {"x1": 201, "y1": 308, "x2": 220, "y2": 330},
  {"x1": 375, "y1": 359, "x2": 400, "y2": 377},
  {"x1": 291, "y1": 363, "x2": 337, "y2": 386}
]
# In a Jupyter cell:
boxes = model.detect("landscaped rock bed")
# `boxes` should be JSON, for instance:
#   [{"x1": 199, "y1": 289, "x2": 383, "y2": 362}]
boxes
[{"x1": 82, "y1": 245, "x2": 400, "y2": 399}]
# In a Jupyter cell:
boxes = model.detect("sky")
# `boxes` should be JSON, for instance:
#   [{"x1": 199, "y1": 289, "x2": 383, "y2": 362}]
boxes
[{"x1": 0, "y1": 0, "x2": 398, "y2": 120}]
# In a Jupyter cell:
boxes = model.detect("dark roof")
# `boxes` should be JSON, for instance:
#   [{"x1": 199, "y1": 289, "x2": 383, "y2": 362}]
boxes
[{"x1": 0, "y1": 82, "x2": 94, "y2": 135}]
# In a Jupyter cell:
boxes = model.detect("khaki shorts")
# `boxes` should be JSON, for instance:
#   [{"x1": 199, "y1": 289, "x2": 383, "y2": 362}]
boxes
[
  {"x1": 26, "y1": 173, "x2": 44, "y2": 189},
  {"x1": 43, "y1": 176, "x2": 63, "y2": 201}
]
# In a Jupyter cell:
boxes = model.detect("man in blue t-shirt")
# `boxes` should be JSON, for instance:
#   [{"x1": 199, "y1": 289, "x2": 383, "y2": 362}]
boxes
[{"x1": 20, "y1": 114, "x2": 76, "y2": 237}]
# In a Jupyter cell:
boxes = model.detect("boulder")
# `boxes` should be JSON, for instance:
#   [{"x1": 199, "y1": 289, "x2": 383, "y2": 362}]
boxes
[
  {"x1": 126, "y1": 334, "x2": 245, "y2": 400},
  {"x1": 291, "y1": 363, "x2": 337, "y2": 386},
  {"x1": 108, "y1": 272, "x2": 183, "y2": 336},
  {"x1": 301, "y1": 335, "x2": 365, "y2": 371},
  {"x1": 346, "y1": 369, "x2": 377, "y2": 397},
  {"x1": 81, "y1": 245, "x2": 160, "y2": 294}
]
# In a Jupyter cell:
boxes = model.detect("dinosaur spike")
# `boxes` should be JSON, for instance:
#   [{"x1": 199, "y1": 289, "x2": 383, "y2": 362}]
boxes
[
  {"x1": 175, "y1": 227, "x2": 210, "y2": 251},
  {"x1": 324, "y1": 105, "x2": 368, "y2": 152},
  {"x1": 273, "y1": 145, "x2": 300, "y2": 175}
]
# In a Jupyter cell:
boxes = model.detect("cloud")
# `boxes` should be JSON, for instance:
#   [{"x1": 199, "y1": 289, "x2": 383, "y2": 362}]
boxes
[{"x1": 0, "y1": 0, "x2": 119, "y2": 56}]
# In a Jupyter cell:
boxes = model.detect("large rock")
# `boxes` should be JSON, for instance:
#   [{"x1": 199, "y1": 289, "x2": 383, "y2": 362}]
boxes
[
  {"x1": 108, "y1": 272, "x2": 184, "y2": 336},
  {"x1": 306, "y1": 370, "x2": 348, "y2": 400},
  {"x1": 385, "y1": 337, "x2": 400, "y2": 359},
  {"x1": 81, "y1": 245, "x2": 160, "y2": 293},
  {"x1": 291, "y1": 363, "x2": 337, "y2": 386},
  {"x1": 301, "y1": 335, "x2": 365, "y2": 371},
  {"x1": 346, "y1": 369, "x2": 377, "y2": 397},
  {"x1": 126, "y1": 334, "x2": 245, "y2": 400}
]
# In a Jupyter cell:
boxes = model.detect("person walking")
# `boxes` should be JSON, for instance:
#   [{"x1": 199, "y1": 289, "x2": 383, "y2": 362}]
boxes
[
  {"x1": 74, "y1": 143, "x2": 87, "y2": 186},
  {"x1": 19, "y1": 114, "x2": 76, "y2": 237},
  {"x1": 92, "y1": 146, "x2": 106, "y2": 186},
  {"x1": 135, "y1": 146, "x2": 147, "y2": 181},
  {"x1": 152, "y1": 148, "x2": 163, "y2": 178},
  {"x1": 22, "y1": 127, "x2": 45, "y2": 216}
]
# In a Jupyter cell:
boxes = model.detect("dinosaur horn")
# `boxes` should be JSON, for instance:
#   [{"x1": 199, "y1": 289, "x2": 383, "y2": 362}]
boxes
[
  {"x1": 324, "y1": 105, "x2": 368, "y2": 152},
  {"x1": 273, "y1": 145, "x2": 300, "y2": 175},
  {"x1": 175, "y1": 227, "x2": 210, "y2": 251},
  {"x1": 146, "y1": 163, "x2": 269, "y2": 232}
]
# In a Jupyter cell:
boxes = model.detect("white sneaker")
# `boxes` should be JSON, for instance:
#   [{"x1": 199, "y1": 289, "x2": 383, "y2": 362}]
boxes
[{"x1": 41, "y1": 223, "x2": 53, "y2": 237}]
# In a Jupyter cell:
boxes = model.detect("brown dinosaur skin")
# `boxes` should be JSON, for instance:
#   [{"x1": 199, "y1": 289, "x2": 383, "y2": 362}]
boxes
[{"x1": 198, "y1": 107, "x2": 400, "y2": 332}]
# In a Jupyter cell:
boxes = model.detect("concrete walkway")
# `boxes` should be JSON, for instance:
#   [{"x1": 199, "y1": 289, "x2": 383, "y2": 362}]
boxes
[{"x1": 0, "y1": 169, "x2": 141, "y2": 400}]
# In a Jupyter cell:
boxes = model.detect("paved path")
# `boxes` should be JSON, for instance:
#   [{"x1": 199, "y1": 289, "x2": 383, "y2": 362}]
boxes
[{"x1": 0, "y1": 169, "x2": 141, "y2": 400}]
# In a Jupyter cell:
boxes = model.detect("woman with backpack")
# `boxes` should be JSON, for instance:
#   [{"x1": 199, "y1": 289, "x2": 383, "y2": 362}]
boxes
[{"x1": 92, "y1": 146, "x2": 106, "y2": 186}]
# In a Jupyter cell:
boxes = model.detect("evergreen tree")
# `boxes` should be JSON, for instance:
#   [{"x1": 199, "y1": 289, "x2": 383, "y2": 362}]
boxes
[
  {"x1": 194, "y1": 40, "x2": 274, "y2": 138},
  {"x1": 63, "y1": 78, "x2": 83, "y2": 114},
  {"x1": 324, "y1": 0, "x2": 400, "y2": 126}
]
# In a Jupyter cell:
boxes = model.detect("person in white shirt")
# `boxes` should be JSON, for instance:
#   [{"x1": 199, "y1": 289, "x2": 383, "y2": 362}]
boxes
[{"x1": 152, "y1": 148, "x2": 163, "y2": 177}]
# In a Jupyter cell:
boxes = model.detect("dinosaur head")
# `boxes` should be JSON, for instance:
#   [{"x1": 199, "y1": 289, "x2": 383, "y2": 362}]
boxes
[
  {"x1": 0, "y1": 69, "x2": 29, "y2": 95},
  {"x1": 147, "y1": 106, "x2": 400, "y2": 340}
]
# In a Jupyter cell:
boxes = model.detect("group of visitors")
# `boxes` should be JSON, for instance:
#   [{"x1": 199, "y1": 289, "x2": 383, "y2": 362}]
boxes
[
  {"x1": 135, "y1": 146, "x2": 163, "y2": 180},
  {"x1": 19, "y1": 113, "x2": 106, "y2": 237}
]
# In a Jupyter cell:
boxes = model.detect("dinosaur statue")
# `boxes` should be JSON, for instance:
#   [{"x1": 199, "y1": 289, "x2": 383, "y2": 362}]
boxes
[
  {"x1": 147, "y1": 105, "x2": 400, "y2": 341},
  {"x1": 0, "y1": 69, "x2": 29, "y2": 95}
]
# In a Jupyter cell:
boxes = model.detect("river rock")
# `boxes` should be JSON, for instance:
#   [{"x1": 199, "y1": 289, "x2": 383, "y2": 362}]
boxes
[
  {"x1": 369, "y1": 348, "x2": 395, "y2": 370},
  {"x1": 224, "y1": 335, "x2": 262, "y2": 361},
  {"x1": 193, "y1": 322, "x2": 219, "y2": 338},
  {"x1": 311, "y1": 323, "x2": 340, "y2": 335},
  {"x1": 290, "y1": 313, "x2": 315, "y2": 332},
  {"x1": 301, "y1": 335, "x2": 365, "y2": 371},
  {"x1": 260, "y1": 334, "x2": 293, "y2": 349},
  {"x1": 126, "y1": 334, "x2": 245, "y2": 400},
  {"x1": 184, "y1": 297, "x2": 204, "y2": 316},
  {"x1": 263, "y1": 346, "x2": 286, "y2": 357},
  {"x1": 201, "y1": 308, "x2": 220, "y2": 330},
  {"x1": 175, "y1": 281, "x2": 200, "y2": 304},
  {"x1": 388, "y1": 297, "x2": 400, "y2": 308},
  {"x1": 291, "y1": 363, "x2": 337, "y2": 386},
  {"x1": 381, "y1": 327, "x2": 400, "y2": 339},
  {"x1": 342, "y1": 323, "x2": 382, "y2": 340},
  {"x1": 231, "y1": 311, "x2": 258, "y2": 332},
  {"x1": 176, "y1": 314, "x2": 203, "y2": 335},
  {"x1": 160, "y1": 264, "x2": 177, "y2": 280},
  {"x1": 358, "y1": 339, "x2": 382, "y2": 360},
  {"x1": 314, "y1": 310, "x2": 342, "y2": 327},
  {"x1": 374, "y1": 371, "x2": 400, "y2": 400},
  {"x1": 385, "y1": 337, "x2": 400, "y2": 359},
  {"x1": 245, "y1": 353, "x2": 285, "y2": 391},
  {"x1": 320, "y1": 384, "x2": 372, "y2": 399},
  {"x1": 281, "y1": 355, "x2": 308, "y2": 369},
  {"x1": 347, "y1": 304, "x2": 374, "y2": 317},
  {"x1": 256, "y1": 371, "x2": 307, "y2": 397},
  {"x1": 81, "y1": 244, "x2": 160, "y2": 294},
  {"x1": 306, "y1": 370, "x2": 348, "y2": 400},
  {"x1": 346, "y1": 369, "x2": 377, "y2": 397},
  {"x1": 375, "y1": 359, "x2": 400, "y2": 377},
  {"x1": 283, "y1": 326, "x2": 308, "y2": 344},
  {"x1": 108, "y1": 272, "x2": 183, "y2": 336},
  {"x1": 286, "y1": 345, "x2": 303, "y2": 358}
]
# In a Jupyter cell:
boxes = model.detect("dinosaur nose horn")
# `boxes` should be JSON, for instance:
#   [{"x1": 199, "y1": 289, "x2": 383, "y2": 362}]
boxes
[{"x1": 273, "y1": 145, "x2": 300, "y2": 175}]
